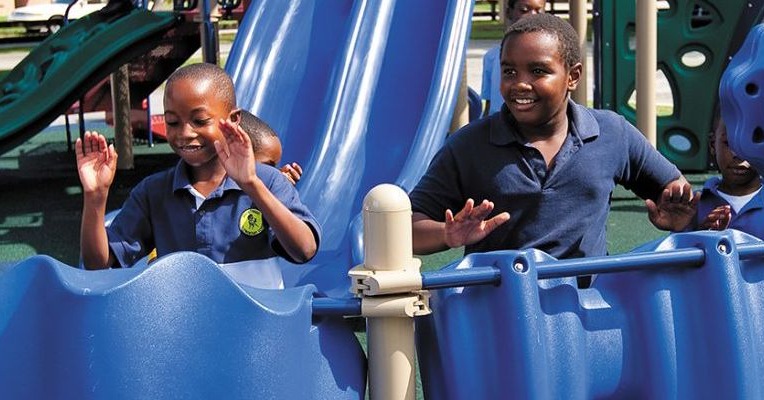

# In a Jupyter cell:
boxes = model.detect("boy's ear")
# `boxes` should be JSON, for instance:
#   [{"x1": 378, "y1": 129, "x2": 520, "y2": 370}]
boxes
[
  {"x1": 567, "y1": 62, "x2": 583, "y2": 91},
  {"x1": 229, "y1": 108, "x2": 242, "y2": 124}
]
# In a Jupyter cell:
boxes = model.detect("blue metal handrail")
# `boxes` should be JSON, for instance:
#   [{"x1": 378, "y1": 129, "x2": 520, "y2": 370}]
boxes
[{"x1": 312, "y1": 243, "x2": 764, "y2": 316}]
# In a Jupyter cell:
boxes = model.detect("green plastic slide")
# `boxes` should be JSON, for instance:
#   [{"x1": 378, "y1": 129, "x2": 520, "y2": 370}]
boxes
[{"x1": 0, "y1": 7, "x2": 178, "y2": 155}]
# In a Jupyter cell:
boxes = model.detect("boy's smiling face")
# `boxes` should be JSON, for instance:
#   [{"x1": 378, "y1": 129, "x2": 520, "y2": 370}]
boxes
[
  {"x1": 500, "y1": 30, "x2": 580, "y2": 134},
  {"x1": 164, "y1": 77, "x2": 238, "y2": 167}
]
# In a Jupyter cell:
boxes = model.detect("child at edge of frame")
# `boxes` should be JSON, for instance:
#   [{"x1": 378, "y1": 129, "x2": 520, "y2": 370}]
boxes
[{"x1": 678, "y1": 109, "x2": 763, "y2": 239}]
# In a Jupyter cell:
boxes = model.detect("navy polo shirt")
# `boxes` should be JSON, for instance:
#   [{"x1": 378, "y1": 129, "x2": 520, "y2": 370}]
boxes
[
  {"x1": 107, "y1": 161, "x2": 321, "y2": 267},
  {"x1": 691, "y1": 176, "x2": 764, "y2": 239},
  {"x1": 410, "y1": 101, "x2": 681, "y2": 259}
]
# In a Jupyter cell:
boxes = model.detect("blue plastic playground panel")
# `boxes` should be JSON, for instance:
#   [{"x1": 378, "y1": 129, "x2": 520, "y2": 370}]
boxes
[
  {"x1": 0, "y1": 252, "x2": 366, "y2": 399},
  {"x1": 417, "y1": 230, "x2": 764, "y2": 399},
  {"x1": 720, "y1": 23, "x2": 764, "y2": 173},
  {"x1": 226, "y1": 0, "x2": 473, "y2": 296}
]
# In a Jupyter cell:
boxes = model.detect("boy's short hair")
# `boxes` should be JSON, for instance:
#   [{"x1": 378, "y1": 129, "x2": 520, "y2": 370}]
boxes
[
  {"x1": 500, "y1": 13, "x2": 581, "y2": 69},
  {"x1": 240, "y1": 110, "x2": 278, "y2": 149},
  {"x1": 166, "y1": 63, "x2": 237, "y2": 111}
]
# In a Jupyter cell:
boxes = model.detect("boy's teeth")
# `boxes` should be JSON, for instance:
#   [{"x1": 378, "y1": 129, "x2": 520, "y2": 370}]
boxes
[{"x1": 515, "y1": 99, "x2": 534, "y2": 104}]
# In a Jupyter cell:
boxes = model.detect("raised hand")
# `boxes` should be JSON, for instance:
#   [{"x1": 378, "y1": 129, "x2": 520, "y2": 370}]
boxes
[
  {"x1": 699, "y1": 205, "x2": 732, "y2": 231},
  {"x1": 75, "y1": 131, "x2": 117, "y2": 196},
  {"x1": 214, "y1": 118, "x2": 257, "y2": 185},
  {"x1": 444, "y1": 198, "x2": 510, "y2": 248},
  {"x1": 646, "y1": 179, "x2": 699, "y2": 231},
  {"x1": 280, "y1": 162, "x2": 303, "y2": 185}
]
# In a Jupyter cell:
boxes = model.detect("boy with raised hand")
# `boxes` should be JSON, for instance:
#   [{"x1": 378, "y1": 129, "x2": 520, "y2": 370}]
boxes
[
  {"x1": 76, "y1": 63, "x2": 320, "y2": 289},
  {"x1": 410, "y1": 14, "x2": 696, "y2": 262}
]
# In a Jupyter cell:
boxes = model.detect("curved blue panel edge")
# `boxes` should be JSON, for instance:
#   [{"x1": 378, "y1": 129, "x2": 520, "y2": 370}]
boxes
[
  {"x1": 0, "y1": 252, "x2": 366, "y2": 399},
  {"x1": 226, "y1": 0, "x2": 473, "y2": 296},
  {"x1": 417, "y1": 230, "x2": 764, "y2": 399},
  {"x1": 719, "y1": 23, "x2": 764, "y2": 172}
]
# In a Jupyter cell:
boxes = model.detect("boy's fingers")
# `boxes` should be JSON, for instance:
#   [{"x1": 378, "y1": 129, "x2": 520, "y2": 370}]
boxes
[
  {"x1": 98, "y1": 134, "x2": 107, "y2": 153},
  {"x1": 645, "y1": 199, "x2": 658, "y2": 216},
  {"x1": 445, "y1": 209, "x2": 455, "y2": 224},
  {"x1": 485, "y1": 212, "x2": 511, "y2": 232},
  {"x1": 213, "y1": 140, "x2": 228, "y2": 162},
  {"x1": 458, "y1": 199, "x2": 475, "y2": 220},
  {"x1": 472, "y1": 200, "x2": 495, "y2": 220},
  {"x1": 75, "y1": 138, "x2": 84, "y2": 157},
  {"x1": 108, "y1": 144, "x2": 118, "y2": 165}
]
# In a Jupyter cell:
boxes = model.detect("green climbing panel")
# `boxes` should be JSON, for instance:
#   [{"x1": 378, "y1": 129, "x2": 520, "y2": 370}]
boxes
[{"x1": 596, "y1": 0, "x2": 764, "y2": 171}]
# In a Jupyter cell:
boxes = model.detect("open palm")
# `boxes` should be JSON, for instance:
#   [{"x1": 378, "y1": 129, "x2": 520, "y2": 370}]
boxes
[
  {"x1": 75, "y1": 132, "x2": 117, "y2": 194},
  {"x1": 646, "y1": 181, "x2": 699, "y2": 231},
  {"x1": 444, "y1": 199, "x2": 510, "y2": 248},
  {"x1": 216, "y1": 118, "x2": 257, "y2": 185}
]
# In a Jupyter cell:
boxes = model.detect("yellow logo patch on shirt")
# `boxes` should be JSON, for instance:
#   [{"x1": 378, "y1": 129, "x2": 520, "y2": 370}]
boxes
[{"x1": 239, "y1": 208, "x2": 264, "y2": 236}]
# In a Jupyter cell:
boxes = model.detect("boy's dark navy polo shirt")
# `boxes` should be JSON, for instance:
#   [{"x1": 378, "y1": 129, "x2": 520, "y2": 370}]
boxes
[
  {"x1": 107, "y1": 161, "x2": 321, "y2": 267},
  {"x1": 410, "y1": 101, "x2": 681, "y2": 259}
]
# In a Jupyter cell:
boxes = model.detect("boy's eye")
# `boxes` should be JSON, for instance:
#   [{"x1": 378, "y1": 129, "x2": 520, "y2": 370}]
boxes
[
  {"x1": 532, "y1": 68, "x2": 547, "y2": 75},
  {"x1": 165, "y1": 120, "x2": 179, "y2": 127},
  {"x1": 193, "y1": 118, "x2": 212, "y2": 127}
]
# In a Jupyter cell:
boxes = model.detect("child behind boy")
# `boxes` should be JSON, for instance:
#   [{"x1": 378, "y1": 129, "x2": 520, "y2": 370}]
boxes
[
  {"x1": 481, "y1": 0, "x2": 546, "y2": 116},
  {"x1": 239, "y1": 110, "x2": 303, "y2": 185},
  {"x1": 682, "y1": 113, "x2": 763, "y2": 238},
  {"x1": 76, "y1": 63, "x2": 320, "y2": 289},
  {"x1": 410, "y1": 14, "x2": 696, "y2": 261}
]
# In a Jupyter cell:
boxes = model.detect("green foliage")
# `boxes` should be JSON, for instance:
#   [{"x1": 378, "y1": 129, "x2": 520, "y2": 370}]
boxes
[{"x1": 471, "y1": 20, "x2": 505, "y2": 40}]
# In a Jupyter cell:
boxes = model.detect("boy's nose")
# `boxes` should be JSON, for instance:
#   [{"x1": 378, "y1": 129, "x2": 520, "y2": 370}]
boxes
[
  {"x1": 512, "y1": 79, "x2": 533, "y2": 90},
  {"x1": 179, "y1": 123, "x2": 195, "y2": 137}
]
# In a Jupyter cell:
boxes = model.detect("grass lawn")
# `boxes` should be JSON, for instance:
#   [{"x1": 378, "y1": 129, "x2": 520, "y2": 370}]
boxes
[{"x1": 471, "y1": 19, "x2": 505, "y2": 40}]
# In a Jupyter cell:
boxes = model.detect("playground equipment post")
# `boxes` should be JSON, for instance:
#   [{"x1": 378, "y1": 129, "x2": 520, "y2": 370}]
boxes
[
  {"x1": 349, "y1": 184, "x2": 431, "y2": 400},
  {"x1": 570, "y1": 0, "x2": 588, "y2": 105},
  {"x1": 636, "y1": 0, "x2": 657, "y2": 147}
]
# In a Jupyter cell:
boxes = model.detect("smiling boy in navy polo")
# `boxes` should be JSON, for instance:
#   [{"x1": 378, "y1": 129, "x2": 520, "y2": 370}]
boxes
[
  {"x1": 410, "y1": 14, "x2": 696, "y2": 262},
  {"x1": 76, "y1": 63, "x2": 320, "y2": 289}
]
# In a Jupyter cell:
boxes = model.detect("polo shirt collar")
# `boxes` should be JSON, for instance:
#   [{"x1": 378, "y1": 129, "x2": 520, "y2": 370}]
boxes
[
  {"x1": 171, "y1": 160, "x2": 242, "y2": 193},
  {"x1": 702, "y1": 175, "x2": 764, "y2": 211},
  {"x1": 702, "y1": 176, "x2": 723, "y2": 195},
  {"x1": 489, "y1": 100, "x2": 601, "y2": 146},
  {"x1": 745, "y1": 187, "x2": 764, "y2": 211}
]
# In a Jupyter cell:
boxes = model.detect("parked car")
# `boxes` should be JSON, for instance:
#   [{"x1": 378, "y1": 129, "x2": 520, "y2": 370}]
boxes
[{"x1": 7, "y1": 0, "x2": 109, "y2": 33}]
